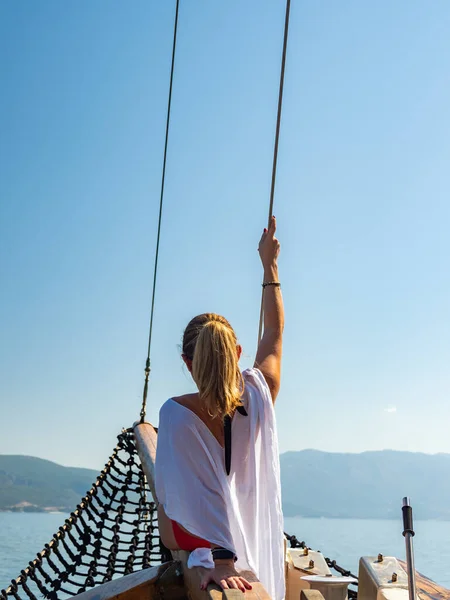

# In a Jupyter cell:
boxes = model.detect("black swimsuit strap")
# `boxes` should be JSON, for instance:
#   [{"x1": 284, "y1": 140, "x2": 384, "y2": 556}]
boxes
[
  {"x1": 224, "y1": 415, "x2": 232, "y2": 476},
  {"x1": 224, "y1": 405, "x2": 248, "y2": 476}
]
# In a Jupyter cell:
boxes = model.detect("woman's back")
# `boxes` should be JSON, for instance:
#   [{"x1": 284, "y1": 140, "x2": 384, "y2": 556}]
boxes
[
  {"x1": 170, "y1": 392, "x2": 228, "y2": 448},
  {"x1": 155, "y1": 368, "x2": 285, "y2": 600}
]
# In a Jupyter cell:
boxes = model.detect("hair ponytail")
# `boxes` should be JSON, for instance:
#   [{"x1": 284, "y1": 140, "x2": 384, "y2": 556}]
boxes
[{"x1": 182, "y1": 314, "x2": 244, "y2": 418}]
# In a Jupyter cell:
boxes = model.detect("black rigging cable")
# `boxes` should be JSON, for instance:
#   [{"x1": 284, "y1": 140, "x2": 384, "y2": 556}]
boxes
[
  {"x1": 140, "y1": 0, "x2": 180, "y2": 422},
  {"x1": 257, "y1": 0, "x2": 291, "y2": 345}
]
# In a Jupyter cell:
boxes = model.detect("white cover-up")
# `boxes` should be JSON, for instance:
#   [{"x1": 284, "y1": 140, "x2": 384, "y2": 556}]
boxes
[{"x1": 155, "y1": 368, "x2": 285, "y2": 600}]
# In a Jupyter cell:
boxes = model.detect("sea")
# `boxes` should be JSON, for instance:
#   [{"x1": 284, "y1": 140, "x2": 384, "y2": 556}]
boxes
[{"x1": 1, "y1": 513, "x2": 450, "y2": 592}]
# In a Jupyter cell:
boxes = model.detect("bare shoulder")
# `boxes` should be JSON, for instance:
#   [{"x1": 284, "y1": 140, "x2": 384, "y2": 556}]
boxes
[
  {"x1": 170, "y1": 393, "x2": 205, "y2": 424},
  {"x1": 171, "y1": 393, "x2": 199, "y2": 409}
]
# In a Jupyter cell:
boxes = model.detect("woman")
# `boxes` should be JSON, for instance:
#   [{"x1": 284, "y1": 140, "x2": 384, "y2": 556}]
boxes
[{"x1": 155, "y1": 216, "x2": 284, "y2": 599}]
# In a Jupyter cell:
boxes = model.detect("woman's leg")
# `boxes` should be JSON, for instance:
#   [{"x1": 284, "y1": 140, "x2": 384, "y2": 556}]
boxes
[{"x1": 157, "y1": 504, "x2": 179, "y2": 550}]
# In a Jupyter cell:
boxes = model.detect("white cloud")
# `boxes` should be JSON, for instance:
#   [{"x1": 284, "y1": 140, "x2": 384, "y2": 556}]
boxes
[{"x1": 384, "y1": 406, "x2": 397, "y2": 413}]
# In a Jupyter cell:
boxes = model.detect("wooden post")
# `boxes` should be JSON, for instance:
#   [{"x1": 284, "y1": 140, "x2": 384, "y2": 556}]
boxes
[{"x1": 133, "y1": 421, "x2": 158, "y2": 502}]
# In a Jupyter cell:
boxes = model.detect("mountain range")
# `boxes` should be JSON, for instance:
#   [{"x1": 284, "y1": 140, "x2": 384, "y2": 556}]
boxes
[
  {"x1": 280, "y1": 449, "x2": 450, "y2": 519},
  {"x1": 1, "y1": 450, "x2": 449, "y2": 519},
  {"x1": 0, "y1": 455, "x2": 98, "y2": 512}
]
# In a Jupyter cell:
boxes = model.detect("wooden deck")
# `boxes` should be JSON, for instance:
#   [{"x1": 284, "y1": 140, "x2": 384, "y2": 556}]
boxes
[{"x1": 397, "y1": 561, "x2": 450, "y2": 600}]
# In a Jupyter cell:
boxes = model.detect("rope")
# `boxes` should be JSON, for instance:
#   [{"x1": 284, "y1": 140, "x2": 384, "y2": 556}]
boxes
[
  {"x1": 257, "y1": 0, "x2": 291, "y2": 346},
  {"x1": 140, "y1": 0, "x2": 180, "y2": 422}
]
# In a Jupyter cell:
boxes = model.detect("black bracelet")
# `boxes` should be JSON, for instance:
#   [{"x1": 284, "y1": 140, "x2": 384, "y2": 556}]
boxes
[
  {"x1": 211, "y1": 547, "x2": 237, "y2": 562},
  {"x1": 262, "y1": 281, "x2": 281, "y2": 288}
]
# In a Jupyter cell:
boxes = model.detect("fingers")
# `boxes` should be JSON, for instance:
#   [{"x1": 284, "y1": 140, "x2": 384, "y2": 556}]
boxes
[
  {"x1": 222, "y1": 577, "x2": 252, "y2": 593},
  {"x1": 268, "y1": 215, "x2": 276, "y2": 235},
  {"x1": 202, "y1": 573, "x2": 252, "y2": 593},
  {"x1": 200, "y1": 573, "x2": 211, "y2": 591},
  {"x1": 259, "y1": 216, "x2": 276, "y2": 247},
  {"x1": 241, "y1": 578, "x2": 253, "y2": 590},
  {"x1": 259, "y1": 227, "x2": 268, "y2": 244},
  {"x1": 234, "y1": 578, "x2": 250, "y2": 593}
]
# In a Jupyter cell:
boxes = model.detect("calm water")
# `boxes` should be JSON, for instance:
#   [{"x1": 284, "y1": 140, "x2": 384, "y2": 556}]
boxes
[{"x1": 1, "y1": 513, "x2": 449, "y2": 591}]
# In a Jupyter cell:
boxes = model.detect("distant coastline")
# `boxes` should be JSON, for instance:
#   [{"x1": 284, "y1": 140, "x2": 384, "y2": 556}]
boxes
[
  {"x1": 0, "y1": 502, "x2": 70, "y2": 514},
  {"x1": 2, "y1": 508, "x2": 450, "y2": 521},
  {"x1": 2, "y1": 450, "x2": 450, "y2": 520}
]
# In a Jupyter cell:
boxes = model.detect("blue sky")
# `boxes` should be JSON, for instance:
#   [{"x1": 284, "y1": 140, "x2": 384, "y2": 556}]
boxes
[{"x1": 1, "y1": 1, "x2": 450, "y2": 469}]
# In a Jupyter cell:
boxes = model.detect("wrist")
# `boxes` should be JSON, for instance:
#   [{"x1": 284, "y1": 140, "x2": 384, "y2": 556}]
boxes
[
  {"x1": 211, "y1": 547, "x2": 237, "y2": 563},
  {"x1": 213, "y1": 558, "x2": 236, "y2": 567},
  {"x1": 263, "y1": 265, "x2": 279, "y2": 280}
]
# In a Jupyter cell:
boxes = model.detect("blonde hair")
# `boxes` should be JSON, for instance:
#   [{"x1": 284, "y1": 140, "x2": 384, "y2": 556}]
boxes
[{"x1": 182, "y1": 313, "x2": 244, "y2": 419}]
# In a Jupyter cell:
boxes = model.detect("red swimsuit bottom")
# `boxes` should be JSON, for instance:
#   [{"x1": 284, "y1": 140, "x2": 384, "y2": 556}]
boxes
[{"x1": 171, "y1": 520, "x2": 211, "y2": 551}]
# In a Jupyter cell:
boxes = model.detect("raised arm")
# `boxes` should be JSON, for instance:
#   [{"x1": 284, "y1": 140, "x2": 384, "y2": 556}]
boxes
[{"x1": 254, "y1": 216, "x2": 284, "y2": 402}]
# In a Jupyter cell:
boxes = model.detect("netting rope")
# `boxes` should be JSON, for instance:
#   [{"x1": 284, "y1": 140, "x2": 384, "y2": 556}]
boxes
[{"x1": 1, "y1": 430, "x2": 165, "y2": 600}]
